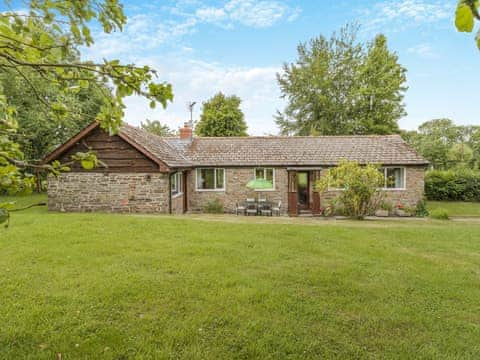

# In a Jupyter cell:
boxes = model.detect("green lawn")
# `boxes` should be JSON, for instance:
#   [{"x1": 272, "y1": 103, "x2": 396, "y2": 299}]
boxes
[
  {"x1": 428, "y1": 200, "x2": 480, "y2": 217},
  {"x1": 1, "y1": 195, "x2": 480, "y2": 359}
]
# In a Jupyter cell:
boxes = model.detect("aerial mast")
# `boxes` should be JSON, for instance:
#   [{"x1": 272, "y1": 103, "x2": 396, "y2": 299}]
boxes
[{"x1": 187, "y1": 101, "x2": 196, "y2": 127}]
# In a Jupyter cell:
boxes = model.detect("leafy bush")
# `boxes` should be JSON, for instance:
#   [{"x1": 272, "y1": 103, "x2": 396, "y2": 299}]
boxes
[
  {"x1": 415, "y1": 199, "x2": 429, "y2": 217},
  {"x1": 425, "y1": 169, "x2": 480, "y2": 201},
  {"x1": 429, "y1": 208, "x2": 449, "y2": 220},
  {"x1": 203, "y1": 199, "x2": 224, "y2": 214},
  {"x1": 380, "y1": 201, "x2": 393, "y2": 212},
  {"x1": 317, "y1": 160, "x2": 385, "y2": 219}
]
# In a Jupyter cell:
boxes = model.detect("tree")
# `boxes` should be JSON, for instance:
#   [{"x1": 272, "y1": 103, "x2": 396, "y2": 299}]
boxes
[
  {"x1": 316, "y1": 160, "x2": 385, "y2": 219},
  {"x1": 141, "y1": 119, "x2": 175, "y2": 137},
  {"x1": 455, "y1": 0, "x2": 480, "y2": 49},
  {"x1": 276, "y1": 25, "x2": 406, "y2": 136},
  {"x1": 416, "y1": 119, "x2": 458, "y2": 170},
  {"x1": 0, "y1": 1, "x2": 174, "y2": 226},
  {"x1": 195, "y1": 92, "x2": 247, "y2": 137},
  {"x1": 469, "y1": 128, "x2": 480, "y2": 169},
  {"x1": 402, "y1": 119, "x2": 480, "y2": 170},
  {"x1": 447, "y1": 143, "x2": 474, "y2": 168},
  {"x1": 355, "y1": 34, "x2": 407, "y2": 134},
  {"x1": 0, "y1": 67, "x2": 106, "y2": 162}
]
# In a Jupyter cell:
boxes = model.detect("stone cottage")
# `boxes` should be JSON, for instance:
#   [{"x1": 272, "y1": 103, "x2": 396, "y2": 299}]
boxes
[{"x1": 44, "y1": 121, "x2": 428, "y2": 216}]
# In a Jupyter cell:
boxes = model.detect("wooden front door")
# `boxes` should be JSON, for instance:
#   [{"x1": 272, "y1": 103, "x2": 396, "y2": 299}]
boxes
[{"x1": 297, "y1": 171, "x2": 309, "y2": 210}]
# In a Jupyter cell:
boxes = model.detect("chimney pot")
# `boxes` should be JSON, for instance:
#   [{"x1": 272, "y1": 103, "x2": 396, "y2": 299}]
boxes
[{"x1": 179, "y1": 122, "x2": 192, "y2": 140}]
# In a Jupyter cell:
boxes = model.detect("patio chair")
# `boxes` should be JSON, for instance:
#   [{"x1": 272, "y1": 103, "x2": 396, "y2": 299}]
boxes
[
  {"x1": 260, "y1": 203, "x2": 272, "y2": 216},
  {"x1": 245, "y1": 198, "x2": 258, "y2": 216},
  {"x1": 272, "y1": 200, "x2": 282, "y2": 216},
  {"x1": 257, "y1": 196, "x2": 267, "y2": 211},
  {"x1": 235, "y1": 201, "x2": 246, "y2": 215}
]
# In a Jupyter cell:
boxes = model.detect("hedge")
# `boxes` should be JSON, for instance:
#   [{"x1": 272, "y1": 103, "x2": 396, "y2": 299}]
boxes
[{"x1": 425, "y1": 170, "x2": 480, "y2": 201}]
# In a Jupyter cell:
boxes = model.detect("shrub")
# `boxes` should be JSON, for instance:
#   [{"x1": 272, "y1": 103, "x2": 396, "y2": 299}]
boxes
[
  {"x1": 317, "y1": 160, "x2": 385, "y2": 219},
  {"x1": 380, "y1": 201, "x2": 393, "y2": 212},
  {"x1": 430, "y1": 208, "x2": 449, "y2": 220},
  {"x1": 203, "y1": 199, "x2": 224, "y2": 214},
  {"x1": 415, "y1": 199, "x2": 429, "y2": 217},
  {"x1": 425, "y1": 169, "x2": 480, "y2": 201}
]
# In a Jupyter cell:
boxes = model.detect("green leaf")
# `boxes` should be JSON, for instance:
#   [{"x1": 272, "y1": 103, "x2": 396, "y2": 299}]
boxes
[
  {"x1": 81, "y1": 160, "x2": 94, "y2": 170},
  {"x1": 79, "y1": 80, "x2": 89, "y2": 89},
  {"x1": 455, "y1": 2, "x2": 475, "y2": 32},
  {"x1": 477, "y1": 30, "x2": 480, "y2": 49}
]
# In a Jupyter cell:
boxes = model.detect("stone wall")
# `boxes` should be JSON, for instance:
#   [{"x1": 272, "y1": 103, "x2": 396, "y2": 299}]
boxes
[
  {"x1": 320, "y1": 165, "x2": 426, "y2": 208},
  {"x1": 47, "y1": 165, "x2": 425, "y2": 216},
  {"x1": 48, "y1": 173, "x2": 169, "y2": 213},
  {"x1": 186, "y1": 167, "x2": 289, "y2": 215}
]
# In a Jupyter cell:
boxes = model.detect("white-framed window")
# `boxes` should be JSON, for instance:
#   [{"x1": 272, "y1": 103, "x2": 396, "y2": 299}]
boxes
[
  {"x1": 254, "y1": 168, "x2": 275, "y2": 190},
  {"x1": 381, "y1": 167, "x2": 406, "y2": 190},
  {"x1": 171, "y1": 172, "x2": 183, "y2": 196},
  {"x1": 196, "y1": 168, "x2": 225, "y2": 191}
]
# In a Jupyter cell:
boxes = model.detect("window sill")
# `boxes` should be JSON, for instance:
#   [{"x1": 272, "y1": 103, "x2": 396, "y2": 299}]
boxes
[
  {"x1": 195, "y1": 189, "x2": 226, "y2": 192},
  {"x1": 254, "y1": 188, "x2": 276, "y2": 192}
]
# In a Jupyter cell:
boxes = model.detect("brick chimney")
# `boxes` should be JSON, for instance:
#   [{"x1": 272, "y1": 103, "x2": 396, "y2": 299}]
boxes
[{"x1": 179, "y1": 122, "x2": 193, "y2": 140}]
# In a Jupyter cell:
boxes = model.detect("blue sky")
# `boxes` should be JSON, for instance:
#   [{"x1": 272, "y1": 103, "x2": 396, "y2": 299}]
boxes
[{"x1": 14, "y1": 0, "x2": 480, "y2": 134}]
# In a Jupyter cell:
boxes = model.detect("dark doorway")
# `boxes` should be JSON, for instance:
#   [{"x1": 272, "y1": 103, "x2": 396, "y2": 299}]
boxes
[{"x1": 297, "y1": 172, "x2": 309, "y2": 209}]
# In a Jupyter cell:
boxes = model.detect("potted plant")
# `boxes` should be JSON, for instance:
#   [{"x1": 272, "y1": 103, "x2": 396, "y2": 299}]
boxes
[
  {"x1": 394, "y1": 203, "x2": 410, "y2": 217},
  {"x1": 375, "y1": 201, "x2": 392, "y2": 217}
]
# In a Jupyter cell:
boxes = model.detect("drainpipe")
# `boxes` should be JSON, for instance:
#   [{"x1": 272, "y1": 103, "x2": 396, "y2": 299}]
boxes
[{"x1": 168, "y1": 172, "x2": 172, "y2": 214}]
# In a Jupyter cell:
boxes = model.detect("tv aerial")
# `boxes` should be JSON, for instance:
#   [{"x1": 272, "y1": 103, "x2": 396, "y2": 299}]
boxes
[{"x1": 187, "y1": 101, "x2": 196, "y2": 126}]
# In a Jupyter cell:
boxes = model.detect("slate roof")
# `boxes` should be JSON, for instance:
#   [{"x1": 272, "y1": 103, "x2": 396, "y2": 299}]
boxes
[
  {"x1": 43, "y1": 122, "x2": 428, "y2": 169},
  {"x1": 119, "y1": 124, "x2": 191, "y2": 168},
  {"x1": 122, "y1": 123, "x2": 427, "y2": 167},
  {"x1": 163, "y1": 135, "x2": 428, "y2": 167}
]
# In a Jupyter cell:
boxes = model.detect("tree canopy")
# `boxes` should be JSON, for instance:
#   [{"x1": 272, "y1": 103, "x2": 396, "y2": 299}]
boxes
[
  {"x1": 141, "y1": 119, "x2": 175, "y2": 137},
  {"x1": 1, "y1": 67, "x2": 106, "y2": 162},
  {"x1": 0, "y1": 0, "x2": 174, "y2": 225},
  {"x1": 402, "y1": 119, "x2": 480, "y2": 170},
  {"x1": 195, "y1": 92, "x2": 248, "y2": 137},
  {"x1": 276, "y1": 25, "x2": 407, "y2": 136}
]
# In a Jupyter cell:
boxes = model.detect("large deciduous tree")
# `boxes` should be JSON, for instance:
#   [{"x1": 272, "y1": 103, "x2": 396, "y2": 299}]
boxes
[
  {"x1": 195, "y1": 92, "x2": 248, "y2": 137},
  {"x1": 276, "y1": 25, "x2": 407, "y2": 136},
  {"x1": 0, "y1": 0, "x2": 173, "y2": 226}
]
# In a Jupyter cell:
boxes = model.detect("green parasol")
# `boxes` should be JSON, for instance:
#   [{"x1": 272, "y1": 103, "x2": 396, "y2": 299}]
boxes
[{"x1": 246, "y1": 178, "x2": 273, "y2": 190}]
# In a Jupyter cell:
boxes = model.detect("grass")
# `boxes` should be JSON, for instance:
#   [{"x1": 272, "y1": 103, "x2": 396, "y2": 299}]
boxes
[
  {"x1": 428, "y1": 201, "x2": 480, "y2": 217},
  {"x1": 1, "y1": 195, "x2": 480, "y2": 359}
]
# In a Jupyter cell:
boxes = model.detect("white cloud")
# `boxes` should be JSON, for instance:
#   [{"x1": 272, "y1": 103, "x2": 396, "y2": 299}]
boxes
[
  {"x1": 122, "y1": 57, "x2": 283, "y2": 135},
  {"x1": 195, "y1": 0, "x2": 301, "y2": 29},
  {"x1": 407, "y1": 43, "x2": 438, "y2": 58},
  {"x1": 225, "y1": 0, "x2": 289, "y2": 28},
  {"x1": 80, "y1": 1, "x2": 297, "y2": 134},
  {"x1": 361, "y1": 0, "x2": 453, "y2": 32},
  {"x1": 83, "y1": 1, "x2": 300, "y2": 60},
  {"x1": 196, "y1": 7, "x2": 227, "y2": 23}
]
